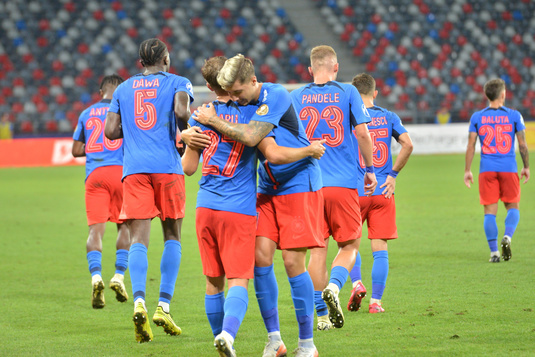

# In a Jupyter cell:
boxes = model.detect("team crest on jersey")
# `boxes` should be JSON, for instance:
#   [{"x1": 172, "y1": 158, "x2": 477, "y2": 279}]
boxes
[
  {"x1": 362, "y1": 104, "x2": 371, "y2": 117},
  {"x1": 256, "y1": 104, "x2": 269, "y2": 116}
]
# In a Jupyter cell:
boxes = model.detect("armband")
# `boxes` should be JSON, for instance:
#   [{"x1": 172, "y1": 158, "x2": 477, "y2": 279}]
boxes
[
  {"x1": 388, "y1": 170, "x2": 399, "y2": 178},
  {"x1": 365, "y1": 166, "x2": 374, "y2": 174}
]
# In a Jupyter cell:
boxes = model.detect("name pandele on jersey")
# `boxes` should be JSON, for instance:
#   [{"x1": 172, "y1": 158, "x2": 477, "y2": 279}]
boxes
[
  {"x1": 132, "y1": 78, "x2": 160, "y2": 88},
  {"x1": 300, "y1": 92, "x2": 340, "y2": 104},
  {"x1": 89, "y1": 107, "x2": 109, "y2": 117},
  {"x1": 370, "y1": 116, "x2": 387, "y2": 126},
  {"x1": 481, "y1": 115, "x2": 510, "y2": 124}
]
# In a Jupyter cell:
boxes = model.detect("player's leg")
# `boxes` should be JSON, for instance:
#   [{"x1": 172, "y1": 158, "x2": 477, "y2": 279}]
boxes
[
  {"x1": 254, "y1": 236, "x2": 286, "y2": 357},
  {"x1": 501, "y1": 202, "x2": 519, "y2": 261},
  {"x1": 128, "y1": 219, "x2": 153, "y2": 342},
  {"x1": 215, "y1": 278, "x2": 249, "y2": 357},
  {"x1": 205, "y1": 277, "x2": 225, "y2": 337},
  {"x1": 483, "y1": 204, "x2": 499, "y2": 262},
  {"x1": 347, "y1": 251, "x2": 367, "y2": 312},
  {"x1": 283, "y1": 248, "x2": 317, "y2": 356},
  {"x1": 307, "y1": 242, "x2": 332, "y2": 330},
  {"x1": 152, "y1": 217, "x2": 183, "y2": 336},
  {"x1": 479, "y1": 172, "x2": 501, "y2": 262},
  {"x1": 369, "y1": 239, "x2": 388, "y2": 313},
  {"x1": 323, "y1": 238, "x2": 359, "y2": 328},
  {"x1": 109, "y1": 222, "x2": 130, "y2": 302},
  {"x1": 87, "y1": 223, "x2": 106, "y2": 309}
]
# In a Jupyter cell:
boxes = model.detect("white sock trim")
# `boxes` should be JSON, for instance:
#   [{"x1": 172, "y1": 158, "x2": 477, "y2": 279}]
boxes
[{"x1": 158, "y1": 301, "x2": 170, "y2": 313}]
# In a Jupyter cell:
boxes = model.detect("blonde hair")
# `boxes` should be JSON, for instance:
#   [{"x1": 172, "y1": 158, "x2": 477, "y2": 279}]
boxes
[
  {"x1": 217, "y1": 54, "x2": 255, "y2": 90},
  {"x1": 310, "y1": 45, "x2": 337, "y2": 71}
]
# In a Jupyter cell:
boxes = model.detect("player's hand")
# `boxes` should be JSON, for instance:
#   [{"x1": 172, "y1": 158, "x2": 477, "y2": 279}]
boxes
[
  {"x1": 308, "y1": 139, "x2": 326, "y2": 159},
  {"x1": 192, "y1": 103, "x2": 217, "y2": 125},
  {"x1": 181, "y1": 126, "x2": 211, "y2": 150},
  {"x1": 464, "y1": 171, "x2": 473, "y2": 188},
  {"x1": 364, "y1": 172, "x2": 377, "y2": 196},
  {"x1": 521, "y1": 167, "x2": 530, "y2": 184},
  {"x1": 380, "y1": 175, "x2": 396, "y2": 199}
]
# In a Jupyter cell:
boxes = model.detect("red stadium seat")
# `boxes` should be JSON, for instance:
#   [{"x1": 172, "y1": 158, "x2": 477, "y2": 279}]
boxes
[
  {"x1": 21, "y1": 120, "x2": 34, "y2": 133},
  {"x1": 45, "y1": 120, "x2": 58, "y2": 132}
]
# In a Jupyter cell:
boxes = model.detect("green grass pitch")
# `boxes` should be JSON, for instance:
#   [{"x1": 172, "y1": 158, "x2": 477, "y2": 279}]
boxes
[{"x1": 0, "y1": 153, "x2": 534, "y2": 356}]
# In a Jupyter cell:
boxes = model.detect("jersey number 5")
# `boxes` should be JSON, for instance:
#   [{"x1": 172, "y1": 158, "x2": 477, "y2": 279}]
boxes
[{"x1": 135, "y1": 89, "x2": 157, "y2": 130}]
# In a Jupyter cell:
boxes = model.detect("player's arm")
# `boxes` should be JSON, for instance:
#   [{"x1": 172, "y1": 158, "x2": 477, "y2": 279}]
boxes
[
  {"x1": 104, "y1": 112, "x2": 123, "y2": 140},
  {"x1": 174, "y1": 91, "x2": 191, "y2": 131},
  {"x1": 516, "y1": 129, "x2": 530, "y2": 184},
  {"x1": 380, "y1": 132, "x2": 413, "y2": 198},
  {"x1": 72, "y1": 140, "x2": 85, "y2": 157},
  {"x1": 354, "y1": 122, "x2": 378, "y2": 196},
  {"x1": 464, "y1": 132, "x2": 478, "y2": 188},
  {"x1": 193, "y1": 103, "x2": 273, "y2": 147},
  {"x1": 258, "y1": 137, "x2": 326, "y2": 165},
  {"x1": 181, "y1": 146, "x2": 201, "y2": 176}
]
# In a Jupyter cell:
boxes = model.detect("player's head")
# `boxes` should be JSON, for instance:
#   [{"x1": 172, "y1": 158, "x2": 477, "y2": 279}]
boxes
[
  {"x1": 309, "y1": 45, "x2": 339, "y2": 78},
  {"x1": 201, "y1": 56, "x2": 227, "y2": 94},
  {"x1": 99, "y1": 74, "x2": 124, "y2": 98},
  {"x1": 352, "y1": 73, "x2": 377, "y2": 99},
  {"x1": 217, "y1": 54, "x2": 259, "y2": 105},
  {"x1": 139, "y1": 38, "x2": 170, "y2": 71},
  {"x1": 484, "y1": 78, "x2": 506, "y2": 102}
]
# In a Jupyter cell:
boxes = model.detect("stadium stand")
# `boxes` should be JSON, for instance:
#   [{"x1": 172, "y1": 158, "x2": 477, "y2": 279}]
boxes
[
  {"x1": 1, "y1": 0, "x2": 534, "y2": 133},
  {"x1": 0, "y1": 0, "x2": 310, "y2": 135},
  {"x1": 312, "y1": 0, "x2": 535, "y2": 123}
]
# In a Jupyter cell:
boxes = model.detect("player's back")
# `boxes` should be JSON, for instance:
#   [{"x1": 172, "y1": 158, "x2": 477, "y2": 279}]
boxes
[
  {"x1": 74, "y1": 99, "x2": 123, "y2": 179},
  {"x1": 355, "y1": 105, "x2": 407, "y2": 197},
  {"x1": 291, "y1": 81, "x2": 369, "y2": 188},
  {"x1": 469, "y1": 106, "x2": 525, "y2": 173},
  {"x1": 250, "y1": 82, "x2": 322, "y2": 195},
  {"x1": 110, "y1": 72, "x2": 194, "y2": 177},
  {"x1": 189, "y1": 101, "x2": 258, "y2": 216}
]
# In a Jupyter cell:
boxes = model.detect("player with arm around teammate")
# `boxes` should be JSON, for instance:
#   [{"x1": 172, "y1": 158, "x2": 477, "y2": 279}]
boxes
[
  {"x1": 182, "y1": 56, "x2": 325, "y2": 357},
  {"x1": 347, "y1": 73, "x2": 413, "y2": 313},
  {"x1": 193, "y1": 54, "x2": 324, "y2": 357},
  {"x1": 72, "y1": 74, "x2": 130, "y2": 309},
  {"x1": 290, "y1": 45, "x2": 377, "y2": 330},
  {"x1": 104, "y1": 38, "x2": 194, "y2": 343},
  {"x1": 464, "y1": 78, "x2": 530, "y2": 263}
]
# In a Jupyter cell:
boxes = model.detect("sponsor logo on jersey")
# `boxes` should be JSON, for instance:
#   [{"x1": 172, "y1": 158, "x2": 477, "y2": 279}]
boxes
[
  {"x1": 256, "y1": 104, "x2": 269, "y2": 116},
  {"x1": 262, "y1": 89, "x2": 268, "y2": 102}
]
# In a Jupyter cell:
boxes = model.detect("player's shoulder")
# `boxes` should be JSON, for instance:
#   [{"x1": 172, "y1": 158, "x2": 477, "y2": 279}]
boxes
[
  {"x1": 260, "y1": 82, "x2": 290, "y2": 103},
  {"x1": 501, "y1": 106, "x2": 521, "y2": 116}
]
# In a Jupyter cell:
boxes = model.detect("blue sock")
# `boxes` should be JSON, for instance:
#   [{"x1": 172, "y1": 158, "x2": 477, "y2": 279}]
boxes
[
  {"x1": 504, "y1": 208, "x2": 520, "y2": 238},
  {"x1": 205, "y1": 292, "x2": 225, "y2": 337},
  {"x1": 329, "y1": 266, "x2": 349, "y2": 291},
  {"x1": 350, "y1": 251, "x2": 362, "y2": 283},
  {"x1": 115, "y1": 249, "x2": 128, "y2": 275},
  {"x1": 254, "y1": 265, "x2": 280, "y2": 333},
  {"x1": 484, "y1": 214, "x2": 499, "y2": 252},
  {"x1": 129, "y1": 243, "x2": 148, "y2": 301},
  {"x1": 159, "y1": 240, "x2": 182, "y2": 304},
  {"x1": 314, "y1": 290, "x2": 328, "y2": 317},
  {"x1": 288, "y1": 272, "x2": 314, "y2": 340},
  {"x1": 87, "y1": 251, "x2": 102, "y2": 277},
  {"x1": 371, "y1": 250, "x2": 388, "y2": 300},
  {"x1": 222, "y1": 286, "x2": 248, "y2": 339}
]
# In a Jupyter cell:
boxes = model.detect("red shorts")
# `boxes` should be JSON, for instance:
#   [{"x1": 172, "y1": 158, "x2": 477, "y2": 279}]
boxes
[
  {"x1": 360, "y1": 195, "x2": 397, "y2": 240},
  {"x1": 479, "y1": 172, "x2": 520, "y2": 205},
  {"x1": 85, "y1": 165, "x2": 124, "y2": 226},
  {"x1": 122, "y1": 173, "x2": 185, "y2": 220},
  {"x1": 322, "y1": 187, "x2": 362, "y2": 242},
  {"x1": 256, "y1": 190, "x2": 325, "y2": 250},
  {"x1": 196, "y1": 207, "x2": 256, "y2": 279}
]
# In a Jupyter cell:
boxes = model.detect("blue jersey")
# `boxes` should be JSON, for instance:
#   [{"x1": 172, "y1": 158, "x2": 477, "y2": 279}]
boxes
[
  {"x1": 189, "y1": 101, "x2": 258, "y2": 216},
  {"x1": 355, "y1": 106, "x2": 407, "y2": 197},
  {"x1": 469, "y1": 106, "x2": 525, "y2": 173},
  {"x1": 108, "y1": 72, "x2": 194, "y2": 178},
  {"x1": 251, "y1": 83, "x2": 322, "y2": 196},
  {"x1": 290, "y1": 81, "x2": 370, "y2": 189},
  {"x1": 73, "y1": 99, "x2": 123, "y2": 180}
]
